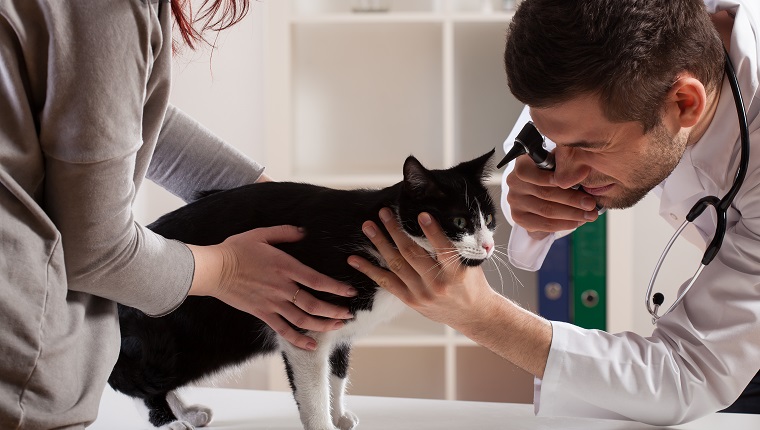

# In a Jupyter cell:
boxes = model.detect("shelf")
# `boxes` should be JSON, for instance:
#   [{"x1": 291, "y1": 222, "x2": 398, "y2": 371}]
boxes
[
  {"x1": 290, "y1": 12, "x2": 514, "y2": 24},
  {"x1": 287, "y1": 174, "x2": 403, "y2": 189},
  {"x1": 286, "y1": 171, "x2": 501, "y2": 189},
  {"x1": 292, "y1": 13, "x2": 445, "y2": 24},
  {"x1": 354, "y1": 336, "x2": 477, "y2": 347},
  {"x1": 451, "y1": 12, "x2": 514, "y2": 22}
]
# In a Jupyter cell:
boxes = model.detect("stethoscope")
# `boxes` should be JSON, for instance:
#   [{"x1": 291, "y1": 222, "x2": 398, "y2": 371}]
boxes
[
  {"x1": 498, "y1": 50, "x2": 750, "y2": 325},
  {"x1": 646, "y1": 51, "x2": 750, "y2": 324}
]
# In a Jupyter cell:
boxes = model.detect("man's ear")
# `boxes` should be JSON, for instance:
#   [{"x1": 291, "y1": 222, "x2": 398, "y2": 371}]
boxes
[{"x1": 666, "y1": 75, "x2": 708, "y2": 129}]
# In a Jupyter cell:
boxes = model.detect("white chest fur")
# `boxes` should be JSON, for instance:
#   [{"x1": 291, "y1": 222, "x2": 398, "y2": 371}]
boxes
[{"x1": 330, "y1": 288, "x2": 406, "y2": 342}]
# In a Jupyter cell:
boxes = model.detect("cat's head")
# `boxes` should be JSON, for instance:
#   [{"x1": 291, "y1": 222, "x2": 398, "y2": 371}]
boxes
[{"x1": 396, "y1": 149, "x2": 496, "y2": 267}]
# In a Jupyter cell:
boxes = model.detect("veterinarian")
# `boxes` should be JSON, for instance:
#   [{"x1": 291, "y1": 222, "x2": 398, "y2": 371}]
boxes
[
  {"x1": 0, "y1": 1, "x2": 356, "y2": 428},
  {"x1": 349, "y1": 0, "x2": 760, "y2": 425}
]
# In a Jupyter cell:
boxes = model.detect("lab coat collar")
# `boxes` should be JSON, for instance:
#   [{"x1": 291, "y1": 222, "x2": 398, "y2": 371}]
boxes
[{"x1": 659, "y1": 0, "x2": 758, "y2": 224}]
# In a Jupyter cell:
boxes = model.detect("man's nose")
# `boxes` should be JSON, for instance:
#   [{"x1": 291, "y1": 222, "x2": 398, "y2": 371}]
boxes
[{"x1": 551, "y1": 150, "x2": 590, "y2": 189}]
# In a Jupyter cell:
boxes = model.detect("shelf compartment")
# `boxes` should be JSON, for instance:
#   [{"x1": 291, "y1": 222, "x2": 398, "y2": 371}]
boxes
[
  {"x1": 453, "y1": 21, "x2": 523, "y2": 166},
  {"x1": 348, "y1": 345, "x2": 447, "y2": 399},
  {"x1": 291, "y1": 22, "x2": 445, "y2": 177},
  {"x1": 455, "y1": 345, "x2": 534, "y2": 403},
  {"x1": 292, "y1": 0, "x2": 440, "y2": 15}
]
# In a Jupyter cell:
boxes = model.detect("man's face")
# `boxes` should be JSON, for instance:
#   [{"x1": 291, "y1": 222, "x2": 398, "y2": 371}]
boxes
[{"x1": 529, "y1": 95, "x2": 688, "y2": 210}]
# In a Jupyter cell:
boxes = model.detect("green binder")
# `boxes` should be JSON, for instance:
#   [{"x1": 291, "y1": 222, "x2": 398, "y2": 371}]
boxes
[{"x1": 571, "y1": 212, "x2": 607, "y2": 330}]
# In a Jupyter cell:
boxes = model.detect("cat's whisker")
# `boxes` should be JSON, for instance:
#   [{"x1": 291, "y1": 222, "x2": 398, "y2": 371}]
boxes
[
  {"x1": 483, "y1": 256, "x2": 506, "y2": 296},
  {"x1": 491, "y1": 252, "x2": 528, "y2": 294},
  {"x1": 490, "y1": 254, "x2": 515, "y2": 296},
  {"x1": 432, "y1": 254, "x2": 462, "y2": 279}
]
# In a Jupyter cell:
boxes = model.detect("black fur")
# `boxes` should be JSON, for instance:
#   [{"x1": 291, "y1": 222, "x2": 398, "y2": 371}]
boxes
[{"x1": 108, "y1": 150, "x2": 496, "y2": 428}]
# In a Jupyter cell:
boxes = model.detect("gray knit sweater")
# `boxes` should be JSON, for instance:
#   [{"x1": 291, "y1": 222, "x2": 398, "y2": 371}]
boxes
[{"x1": 0, "y1": 1, "x2": 263, "y2": 427}]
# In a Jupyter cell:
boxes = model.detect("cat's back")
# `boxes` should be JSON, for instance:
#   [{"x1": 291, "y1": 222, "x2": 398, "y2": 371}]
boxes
[{"x1": 148, "y1": 181, "x2": 393, "y2": 247}]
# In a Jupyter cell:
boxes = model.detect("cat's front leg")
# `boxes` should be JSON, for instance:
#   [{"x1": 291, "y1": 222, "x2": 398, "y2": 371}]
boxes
[
  {"x1": 329, "y1": 344, "x2": 358, "y2": 430},
  {"x1": 281, "y1": 344, "x2": 336, "y2": 430}
]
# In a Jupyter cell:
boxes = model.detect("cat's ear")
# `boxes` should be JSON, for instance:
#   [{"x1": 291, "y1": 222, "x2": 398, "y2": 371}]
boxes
[
  {"x1": 456, "y1": 148, "x2": 495, "y2": 180},
  {"x1": 403, "y1": 155, "x2": 438, "y2": 196}
]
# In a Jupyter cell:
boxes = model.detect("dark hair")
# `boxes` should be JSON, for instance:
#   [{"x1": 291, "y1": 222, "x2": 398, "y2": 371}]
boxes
[
  {"x1": 170, "y1": 0, "x2": 251, "y2": 50},
  {"x1": 504, "y1": 0, "x2": 724, "y2": 131}
]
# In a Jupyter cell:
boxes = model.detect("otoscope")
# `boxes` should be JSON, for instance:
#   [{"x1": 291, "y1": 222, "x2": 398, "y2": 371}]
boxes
[
  {"x1": 497, "y1": 121, "x2": 604, "y2": 212},
  {"x1": 496, "y1": 121, "x2": 555, "y2": 170}
]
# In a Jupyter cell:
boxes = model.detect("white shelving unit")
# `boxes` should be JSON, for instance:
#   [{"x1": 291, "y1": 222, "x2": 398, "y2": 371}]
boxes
[{"x1": 261, "y1": 0, "x2": 536, "y2": 403}]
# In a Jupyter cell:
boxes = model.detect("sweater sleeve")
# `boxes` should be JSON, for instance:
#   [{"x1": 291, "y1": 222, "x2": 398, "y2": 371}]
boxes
[
  {"x1": 147, "y1": 105, "x2": 265, "y2": 203},
  {"x1": 38, "y1": 0, "x2": 193, "y2": 316}
]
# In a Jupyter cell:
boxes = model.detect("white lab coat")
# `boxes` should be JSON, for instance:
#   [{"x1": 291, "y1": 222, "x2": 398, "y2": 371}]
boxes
[{"x1": 501, "y1": 0, "x2": 760, "y2": 424}]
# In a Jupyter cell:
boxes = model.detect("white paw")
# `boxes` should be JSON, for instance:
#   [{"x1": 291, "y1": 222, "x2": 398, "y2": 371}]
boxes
[
  {"x1": 165, "y1": 392, "x2": 213, "y2": 428},
  {"x1": 179, "y1": 404, "x2": 213, "y2": 427},
  {"x1": 160, "y1": 421, "x2": 195, "y2": 430},
  {"x1": 333, "y1": 410, "x2": 359, "y2": 430}
]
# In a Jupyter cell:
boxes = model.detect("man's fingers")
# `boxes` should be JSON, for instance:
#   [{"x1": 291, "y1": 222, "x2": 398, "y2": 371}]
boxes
[
  {"x1": 416, "y1": 213, "x2": 455, "y2": 255},
  {"x1": 347, "y1": 255, "x2": 408, "y2": 300},
  {"x1": 376, "y1": 208, "x2": 453, "y2": 271},
  {"x1": 375, "y1": 209, "x2": 438, "y2": 272},
  {"x1": 361, "y1": 217, "x2": 421, "y2": 280},
  {"x1": 512, "y1": 155, "x2": 555, "y2": 186}
]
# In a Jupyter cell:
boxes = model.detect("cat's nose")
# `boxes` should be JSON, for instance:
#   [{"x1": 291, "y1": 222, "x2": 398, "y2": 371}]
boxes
[{"x1": 483, "y1": 243, "x2": 494, "y2": 255}]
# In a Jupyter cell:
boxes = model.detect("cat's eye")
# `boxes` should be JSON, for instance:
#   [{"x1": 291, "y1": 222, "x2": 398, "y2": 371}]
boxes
[
  {"x1": 485, "y1": 214, "x2": 494, "y2": 225},
  {"x1": 453, "y1": 217, "x2": 468, "y2": 229}
]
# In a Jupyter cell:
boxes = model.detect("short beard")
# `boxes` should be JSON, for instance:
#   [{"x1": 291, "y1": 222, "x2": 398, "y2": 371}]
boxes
[{"x1": 602, "y1": 124, "x2": 688, "y2": 210}]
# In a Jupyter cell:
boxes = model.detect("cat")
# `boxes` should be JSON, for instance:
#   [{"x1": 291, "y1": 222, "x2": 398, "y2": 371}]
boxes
[{"x1": 107, "y1": 149, "x2": 497, "y2": 430}]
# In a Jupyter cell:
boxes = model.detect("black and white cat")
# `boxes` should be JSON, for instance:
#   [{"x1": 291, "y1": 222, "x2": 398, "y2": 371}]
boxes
[{"x1": 108, "y1": 150, "x2": 497, "y2": 430}]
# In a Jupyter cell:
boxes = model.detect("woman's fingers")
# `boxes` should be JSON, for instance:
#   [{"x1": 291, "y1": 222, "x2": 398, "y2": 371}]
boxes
[
  {"x1": 286, "y1": 258, "x2": 358, "y2": 299},
  {"x1": 256, "y1": 226, "x2": 359, "y2": 298},
  {"x1": 287, "y1": 287, "x2": 353, "y2": 320},
  {"x1": 259, "y1": 313, "x2": 318, "y2": 351}
]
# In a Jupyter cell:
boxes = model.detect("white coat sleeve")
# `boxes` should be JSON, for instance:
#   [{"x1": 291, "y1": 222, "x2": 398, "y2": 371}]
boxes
[{"x1": 535, "y1": 160, "x2": 760, "y2": 425}]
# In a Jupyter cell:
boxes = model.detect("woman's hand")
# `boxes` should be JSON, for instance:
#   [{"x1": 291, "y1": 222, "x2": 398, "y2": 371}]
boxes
[
  {"x1": 188, "y1": 225, "x2": 356, "y2": 351},
  {"x1": 347, "y1": 208, "x2": 499, "y2": 329}
]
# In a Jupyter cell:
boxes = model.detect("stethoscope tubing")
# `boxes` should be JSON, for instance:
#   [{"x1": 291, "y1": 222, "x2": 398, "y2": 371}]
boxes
[{"x1": 646, "y1": 49, "x2": 750, "y2": 323}]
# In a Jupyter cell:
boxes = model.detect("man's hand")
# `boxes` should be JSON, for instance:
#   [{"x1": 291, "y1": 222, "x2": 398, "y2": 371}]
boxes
[{"x1": 506, "y1": 155, "x2": 598, "y2": 237}]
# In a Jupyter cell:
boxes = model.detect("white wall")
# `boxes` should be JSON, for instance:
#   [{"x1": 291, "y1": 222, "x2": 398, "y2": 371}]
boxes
[{"x1": 608, "y1": 194, "x2": 703, "y2": 336}]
